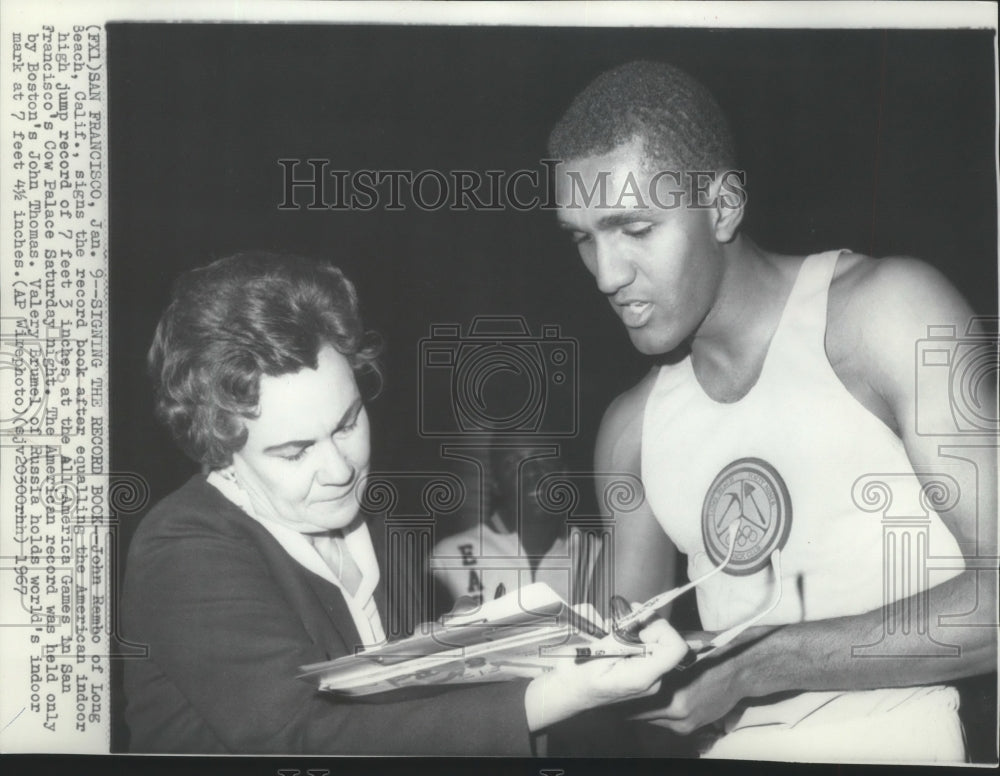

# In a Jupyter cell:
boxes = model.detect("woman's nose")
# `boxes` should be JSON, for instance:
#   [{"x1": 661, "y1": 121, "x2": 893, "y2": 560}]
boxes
[{"x1": 315, "y1": 440, "x2": 355, "y2": 487}]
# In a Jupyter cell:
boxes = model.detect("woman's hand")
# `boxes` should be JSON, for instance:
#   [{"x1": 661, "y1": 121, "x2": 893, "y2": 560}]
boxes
[{"x1": 523, "y1": 618, "x2": 689, "y2": 731}]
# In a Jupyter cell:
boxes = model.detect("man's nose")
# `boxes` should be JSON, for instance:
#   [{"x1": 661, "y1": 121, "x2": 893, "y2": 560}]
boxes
[
  {"x1": 593, "y1": 240, "x2": 633, "y2": 295},
  {"x1": 316, "y1": 440, "x2": 355, "y2": 487}
]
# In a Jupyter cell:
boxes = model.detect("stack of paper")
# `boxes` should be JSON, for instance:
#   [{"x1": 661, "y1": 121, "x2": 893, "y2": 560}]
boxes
[{"x1": 299, "y1": 583, "x2": 607, "y2": 696}]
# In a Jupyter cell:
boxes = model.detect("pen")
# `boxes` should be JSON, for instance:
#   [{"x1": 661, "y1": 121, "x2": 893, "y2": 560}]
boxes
[{"x1": 545, "y1": 644, "x2": 648, "y2": 661}]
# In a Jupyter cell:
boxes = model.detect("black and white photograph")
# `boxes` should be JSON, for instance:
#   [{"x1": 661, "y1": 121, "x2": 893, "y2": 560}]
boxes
[{"x1": 1, "y1": 1, "x2": 997, "y2": 772}]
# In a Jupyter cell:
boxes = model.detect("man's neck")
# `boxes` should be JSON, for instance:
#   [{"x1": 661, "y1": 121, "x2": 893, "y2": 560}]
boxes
[{"x1": 687, "y1": 237, "x2": 797, "y2": 400}]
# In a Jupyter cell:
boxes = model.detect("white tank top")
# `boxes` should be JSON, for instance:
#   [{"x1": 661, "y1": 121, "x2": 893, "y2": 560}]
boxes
[
  {"x1": 642, "y1": 250, "x2": 963, "y2": 629},
  {"x1": 640, "y1": 251, "x2": 965, "y2": 756}
]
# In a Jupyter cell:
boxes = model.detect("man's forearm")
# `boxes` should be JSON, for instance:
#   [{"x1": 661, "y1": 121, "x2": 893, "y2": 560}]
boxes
[{"x1": 733, "y1": 570, "x2": 997, "y2": 700}]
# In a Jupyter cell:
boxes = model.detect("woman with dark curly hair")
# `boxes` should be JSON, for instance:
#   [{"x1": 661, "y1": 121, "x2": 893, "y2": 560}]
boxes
[{"x1": 121, "y1": 251, "x2": 687, "y2": 755}]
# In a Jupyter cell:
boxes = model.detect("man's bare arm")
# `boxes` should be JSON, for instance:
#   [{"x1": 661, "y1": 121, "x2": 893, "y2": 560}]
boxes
[{"x1": 595, "y1": 372, "x2": 678, "y2": 605}]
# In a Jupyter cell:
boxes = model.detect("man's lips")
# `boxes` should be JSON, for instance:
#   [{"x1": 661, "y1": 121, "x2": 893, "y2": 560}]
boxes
[{"x1": 617, "y1": 300, "x2": 653, "y2": 328}]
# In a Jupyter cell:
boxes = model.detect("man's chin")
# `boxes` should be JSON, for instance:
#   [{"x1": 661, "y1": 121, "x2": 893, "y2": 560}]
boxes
[{"x1": 627, "y1": 327, "x2": 676, "y2": 356}]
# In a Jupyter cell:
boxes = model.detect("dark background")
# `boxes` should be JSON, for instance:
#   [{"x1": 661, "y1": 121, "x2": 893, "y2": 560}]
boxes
[{"x1": 107, "y1": 24, "x2": 997, "y2": 759}]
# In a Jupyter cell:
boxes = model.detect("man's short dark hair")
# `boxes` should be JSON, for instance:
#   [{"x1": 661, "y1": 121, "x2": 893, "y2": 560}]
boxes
[
  {"x1": 548, "y1": 60, "x2": 736, "y2": 171},
  {"x1": 148, "y1": 251, "x2": 381, "y2": 468}
]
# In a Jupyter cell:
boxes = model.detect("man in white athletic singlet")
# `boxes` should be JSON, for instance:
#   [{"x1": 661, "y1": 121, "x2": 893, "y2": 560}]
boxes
[{"x1": 547, "y1": 61, "x2": 997, "y2": 762}]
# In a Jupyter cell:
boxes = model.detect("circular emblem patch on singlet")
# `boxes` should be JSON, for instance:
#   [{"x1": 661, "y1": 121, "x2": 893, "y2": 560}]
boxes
[{"x1": 701, "y1": 457, "x2": 792, "y2": 576}]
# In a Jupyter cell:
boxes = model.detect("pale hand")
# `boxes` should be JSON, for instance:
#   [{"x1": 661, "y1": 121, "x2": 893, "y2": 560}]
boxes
[{"x1": 524, "y1": 618, "x2": 689, "y2": 731}]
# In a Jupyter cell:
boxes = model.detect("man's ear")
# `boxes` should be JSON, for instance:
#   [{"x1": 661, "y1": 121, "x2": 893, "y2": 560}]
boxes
[{"x1": 710, "y1": 169, "x2": 746, "y2": 243}]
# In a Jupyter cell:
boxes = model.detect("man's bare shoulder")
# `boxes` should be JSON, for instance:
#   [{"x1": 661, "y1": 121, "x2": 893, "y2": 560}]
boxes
[
  {"x1": 827, "y1": 253, "x2": 975, "y2": 415},
  {"x1": 829, "y1": 253, "x2": 972, "y2": 345},
  {"x1": 594, "y1": 368, "x2": 660, "y2": 472}
]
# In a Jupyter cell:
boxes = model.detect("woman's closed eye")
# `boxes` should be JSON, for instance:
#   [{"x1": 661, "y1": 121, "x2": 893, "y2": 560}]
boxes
[
  {"x1": 334, "y1": 403, "x2": 364, "y2": 437},
  {"x1": 333, "y1": 419, "x2": 358, "y2": 438},
  {"x1": 280, "y1": 446, "x2": 310, "y2": 462}
]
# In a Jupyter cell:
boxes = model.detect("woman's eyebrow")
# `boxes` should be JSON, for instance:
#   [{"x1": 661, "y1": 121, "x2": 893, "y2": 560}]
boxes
[
  {"x1": 263, "y1": 398, "x2": 363, "y2": 454},
  {"x1": 333, "y1": 397, "x2": 363, "y2": 431},
  {"x1": 263, "y1": 438, "x2": 312, "y2": 455}
]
